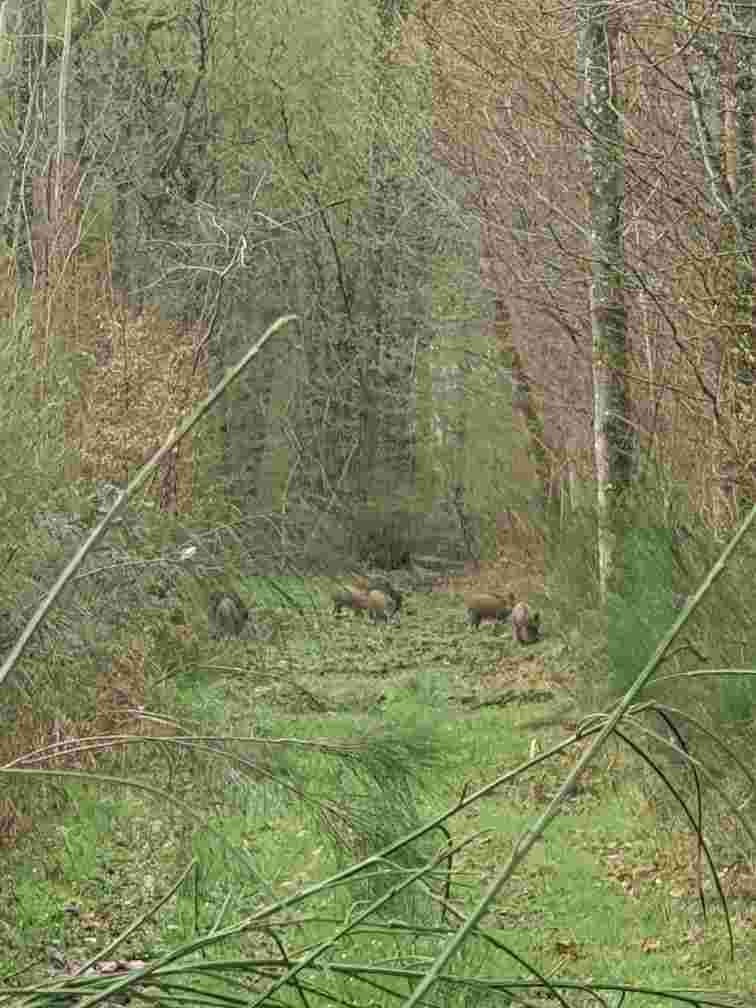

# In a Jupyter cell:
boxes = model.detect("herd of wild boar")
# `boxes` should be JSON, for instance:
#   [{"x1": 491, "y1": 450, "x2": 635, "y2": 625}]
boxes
[
  {"x1": 208, "y1": 576, "x2": 540, "y2": 643},
  {"x1": 332, "y1": 577, "x2": 540, "y2": 644}
]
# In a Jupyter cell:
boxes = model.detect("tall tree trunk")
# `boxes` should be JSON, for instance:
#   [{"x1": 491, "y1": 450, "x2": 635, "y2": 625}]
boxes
[
  {"x1": 692, "y1": 2, "x2": 756, "y2": 505},
  {"x1": 492, "y1": 295, "x2": 550, "y2": 506},
  {"x1": 580, "y1": 2, "x2": 632, "y2": 601},
  {"x1": 730, "y1": 2, "x2": 756, "y2": 390},
  {"x1": 429, "y1": 352, "x2": 473, "y2": 555},
  {"x1": 358, "y1": 0, "x2": 416, "y2": 500},
  {"x1": 1, "y1": 0, "x2": 44, "y2": 290}
]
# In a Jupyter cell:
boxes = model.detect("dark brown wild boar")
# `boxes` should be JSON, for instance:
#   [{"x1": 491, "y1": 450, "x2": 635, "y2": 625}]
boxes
[
  {"x1": 465, "y1": 592, "x2": 515, "y2": 629},
  {"x1": 511, "y1": 602, "x2": 540, "y2": 644},
  {"x1": 209, "y1": 591, "x2": 249, "y2": 636}
]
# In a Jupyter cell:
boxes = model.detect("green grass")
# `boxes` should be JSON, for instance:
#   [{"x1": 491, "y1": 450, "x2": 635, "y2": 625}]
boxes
[
  {"x1": 239, "y1": 573, "x2": 324, "y2": 609},
  {"x1": 1, "y1": 582, "x2": 754, "y2": 1004}
]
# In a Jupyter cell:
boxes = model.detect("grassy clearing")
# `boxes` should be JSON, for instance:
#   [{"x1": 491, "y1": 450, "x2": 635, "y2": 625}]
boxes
[{"x1": 1, "y1": 580, "x2": 754, "y2": 1003}]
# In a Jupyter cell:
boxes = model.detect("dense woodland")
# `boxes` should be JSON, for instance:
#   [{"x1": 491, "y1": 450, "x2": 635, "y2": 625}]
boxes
[
  {"x1": 0, "y1": 0, "x2": 755, "y2": 1005},
  {"x1": 1, "y1": 0, "x2": 754, "y2": 548}
]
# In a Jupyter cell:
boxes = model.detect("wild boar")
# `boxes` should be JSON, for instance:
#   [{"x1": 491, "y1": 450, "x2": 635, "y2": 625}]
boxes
[
  {"x1": 511, "y1": 601, "x2": 540, "y2": 644},
  {"x1": 332, "y1": 587, "x2": 371, "y2": 616},
  {"x1": 466, "y1": 592, "x2": 516, "y2": 629},
  {"x1": 366, "y1": 588, "x2": 397, "y2": 622},
  {"x1": 209, "y1": 591, "x2": 249, "y2": 636}
]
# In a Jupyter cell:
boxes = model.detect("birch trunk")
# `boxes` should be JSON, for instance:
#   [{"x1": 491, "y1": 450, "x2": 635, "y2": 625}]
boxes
[{"x1": 579, "y1": 3, "x2": 632, "y2": 601}]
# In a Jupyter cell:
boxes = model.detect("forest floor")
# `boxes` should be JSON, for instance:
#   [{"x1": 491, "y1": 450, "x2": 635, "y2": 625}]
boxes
[{"x1": 1, "y1": 578, "x2": 754, "y2": 1003}]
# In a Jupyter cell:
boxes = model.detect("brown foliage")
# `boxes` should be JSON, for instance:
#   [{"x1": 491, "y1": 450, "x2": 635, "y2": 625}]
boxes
[{"x1": 416, "y1": 1, "x2": 756, "y2": 527}]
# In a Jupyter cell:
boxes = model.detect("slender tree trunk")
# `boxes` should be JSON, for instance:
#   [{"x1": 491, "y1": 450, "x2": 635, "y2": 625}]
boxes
[
  {"x1": 358, "y1": 0, "x2": 416, "y2": 499},
  {"x1": 429, "y1": 353, "x2": 472, "y2": 553},
  {"x1": 730, "y1": 2, "x2": 756, "y2": 389},
  {"x1": 2, "y1": 0, "x2": 44, "y2": 290},
  {"x1": 579, "y1": 2, "x2": 632, "y2": 601},
  {"x1": 492, "y1": 295, "x2": 550, "y2": 505},
  {"x1": 694, "y1": 2, "x2": 756, "y2": 500}
]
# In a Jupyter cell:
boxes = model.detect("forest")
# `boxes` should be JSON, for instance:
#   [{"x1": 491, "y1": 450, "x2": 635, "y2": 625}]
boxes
[{"x1": 0, "y1": 0, "x2": 755, "y2": 1005}]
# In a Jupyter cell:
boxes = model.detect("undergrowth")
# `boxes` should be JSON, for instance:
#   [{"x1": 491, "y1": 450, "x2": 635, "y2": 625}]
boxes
[{"x1": 2, "y1": 565, "x2": 756, "y2": 1006}]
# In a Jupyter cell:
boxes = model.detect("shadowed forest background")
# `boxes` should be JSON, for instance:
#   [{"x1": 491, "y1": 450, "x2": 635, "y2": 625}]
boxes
[{"x1": 0, "y1": 0, "x2": 755, "y2": 1005}]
